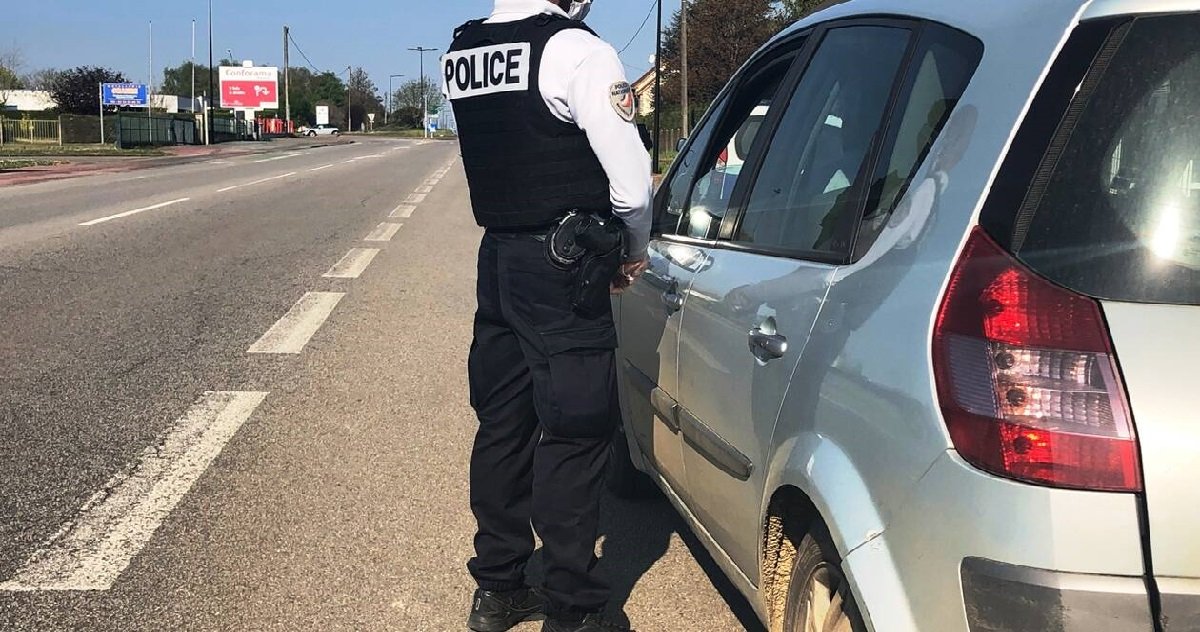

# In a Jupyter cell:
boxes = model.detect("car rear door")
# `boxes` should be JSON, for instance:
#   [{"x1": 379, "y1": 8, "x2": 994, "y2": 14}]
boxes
[{"x1": 673, "y1": 22, "x2": 917, "y2": 576}]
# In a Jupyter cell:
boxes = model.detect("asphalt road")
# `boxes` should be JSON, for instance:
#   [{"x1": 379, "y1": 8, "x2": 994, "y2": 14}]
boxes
[{"x1": 0, "y1": 137, "x2": 761, "y2": 631}]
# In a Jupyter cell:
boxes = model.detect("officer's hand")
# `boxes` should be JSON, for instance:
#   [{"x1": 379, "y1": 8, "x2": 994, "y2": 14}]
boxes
[{"x1": 611, "y1": 258, "x2": 649, "y2": 295}]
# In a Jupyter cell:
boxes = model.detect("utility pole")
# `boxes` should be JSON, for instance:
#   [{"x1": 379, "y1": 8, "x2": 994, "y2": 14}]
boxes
[
  {"x1": 191, "y1": 19, "x2": 196, "y2": 112},
  {"x1": 345, "y1": 66, "x2": 353, "y2": 132},
  {"x1": 653, "y1": 0, "x2": 663, "y2": 174},
  {"x1": 283, "y1": 25, "x2": 291, "y2": 126},
  {"x1": 149, "y1": 20, "x2": 154, "y2": 144},
  {"x1": 387, "y1": 74, "x2": 404, "y2": 126},
  {"x1": 207, "y1": 0, "x2": 214, "y2": 145},
  {"x1": 409, "y1": 46, "x2": 438, "y2": 138},
  {"x1": 681, "y1": 0, "x2": 690, "y2": 136}
]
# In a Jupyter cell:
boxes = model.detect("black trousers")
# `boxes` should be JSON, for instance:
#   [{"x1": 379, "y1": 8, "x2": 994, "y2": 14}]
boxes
[{"x1": 467, "y1": 231, "x2": 619, "y2": 617}]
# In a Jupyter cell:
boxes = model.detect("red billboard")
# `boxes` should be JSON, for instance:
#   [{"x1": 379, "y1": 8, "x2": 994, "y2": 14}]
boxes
[{"x1": 219, "y1": 66, "x2": 280, "y2": 109}]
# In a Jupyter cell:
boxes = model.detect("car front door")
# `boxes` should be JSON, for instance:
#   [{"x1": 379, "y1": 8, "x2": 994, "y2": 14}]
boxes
[
  {"x1": 617, "y1": 89, "x2": 738, "y2": 496},
  {"x1": 674, "y1": 23, "x2": 917, "y2": 576}
]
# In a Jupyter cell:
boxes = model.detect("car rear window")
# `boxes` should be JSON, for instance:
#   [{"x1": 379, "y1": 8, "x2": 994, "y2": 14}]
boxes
[{"x1": 982, "y1": 14, "x2": 1200, "y2": 305}]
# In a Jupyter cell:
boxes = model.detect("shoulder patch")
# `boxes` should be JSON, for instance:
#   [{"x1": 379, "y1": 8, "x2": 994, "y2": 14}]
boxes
[{"x1": 609, "y1": 81, "x2": 635, "y2": 123}]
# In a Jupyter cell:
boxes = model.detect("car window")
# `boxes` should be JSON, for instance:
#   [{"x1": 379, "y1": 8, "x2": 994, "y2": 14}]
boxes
[
  {"x1": 734, "y1": 26, "x2": 911, "y2": 258},
  {"x1": 657, "y1": 100, "x2": 728, "y2": 235},
  {"x1": 983, "y1": 14, "x2": 1200, "y2": 304},
  {"x1": 656, "y1": 45, "x2": 800, "y2": 240},
  {"x1": 854, "y1": 25, "x2": 983, "y2": 260}
]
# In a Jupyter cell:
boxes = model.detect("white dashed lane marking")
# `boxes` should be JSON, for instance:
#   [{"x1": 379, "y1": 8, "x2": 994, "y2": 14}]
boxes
[
  {"x1": 217, "y1": 172, "x2": 296, "y2": 193},
  {"x1": 79, "y1": 198, "x2": 191, "y2": 227},
  {"x1": 0, "y1": 391, "x2": 269, "y2": 592},
  {"x1": 390, "y1": 204, "x2": 416, "y2": 219},
  {"x1": 248, "y1": 292, "x2": 345, "y2": 354},
  {"x1": 310, "y1": 164, "x2": 334, "y2": 172},
  {"x1": 254, "y1": 152, "x2": 300, "y2": 163},
  {"x1": 415, "y1": 185, "x2": 434, "y2": 194},
  {"x1": 364, "y1": 223, "x2": 403, "y2": 243},
  {"x1": 323, "y1": 248, "x2": 381, "y2": 279},
  {"x1": 404, "y1": 193, "x2": 427, "y2": 204}
]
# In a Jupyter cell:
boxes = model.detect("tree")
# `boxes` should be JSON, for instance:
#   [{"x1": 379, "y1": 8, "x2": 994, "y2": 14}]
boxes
[
  {"x1": 777, "y1": 0, "x2": 834, "y2": 22},
  {"x1": 161, "y1": 61, "x2": 218, "y2": 100},
  {"x1": 347, "y1": 66, "x2": 383, "y2": 130},
  {"x1": 389, "y1": 77, "x2": 443, "y2": 128},
  {"x1": 22, "y1": 68, "x2": 62, "y2": 91},
  {"x1": 51, "y1": 66, "x2": 128, "y2": 115},
  {"x1": 660, "y1": 0, "x2": 783, "y2": 120},
  {"x1": 0, "y1": 48, "x2": 24, "y2": 90}
]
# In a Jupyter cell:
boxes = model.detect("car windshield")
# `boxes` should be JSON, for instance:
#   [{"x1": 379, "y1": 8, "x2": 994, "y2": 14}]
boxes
[{"x1": 1010, "y1": 14, "x2": 1200, "y2": 304}]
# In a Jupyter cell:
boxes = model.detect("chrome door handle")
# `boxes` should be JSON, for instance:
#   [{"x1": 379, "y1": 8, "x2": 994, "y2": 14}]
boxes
[{"x1": 748, "y1": 329, "x2": 788, "y2": 360}]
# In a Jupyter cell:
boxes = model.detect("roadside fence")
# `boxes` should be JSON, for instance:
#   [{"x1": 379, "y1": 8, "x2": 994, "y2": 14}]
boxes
[{"x1": 0, "y1": 118, "x2": 62, "y2": 145}]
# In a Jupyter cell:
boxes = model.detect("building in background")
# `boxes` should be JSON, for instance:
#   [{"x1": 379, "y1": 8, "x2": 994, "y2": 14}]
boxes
[
  {"x1": 0, "y1": 90, "x2": 56, "y2": 112},
  {"x1": 631, "y1": 68, "x2": 656, "y2": 118}
]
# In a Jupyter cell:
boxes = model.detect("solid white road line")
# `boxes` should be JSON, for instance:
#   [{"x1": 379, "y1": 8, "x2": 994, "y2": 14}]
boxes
[
  {"x1": 247, "y1": 292, "x2": 344, "y2": 354},
  {"x1": 323, "y1": 248, "x2": 380, "y2": 279},
  {"x1": 0, "y1": 391, "x2": 269, "y2": 592},
  {"x1": 79, "y1": 198, "x2": 191, "y2": 226},
  {"x1": 390, "y1": 205, "x2": 416, "y2": 219},
  {"x1": 310, "y1": 164, "x2": 334, "y2": 172},
  {"x1": 404, "y1": 193, "x2": 427, "y2": 204},
  {"x1": 364, "y1": 223, "x2": 403, "y2": 242},
  {"x1": 217, "y1": 171, "x2": 297, "y2": 193}
]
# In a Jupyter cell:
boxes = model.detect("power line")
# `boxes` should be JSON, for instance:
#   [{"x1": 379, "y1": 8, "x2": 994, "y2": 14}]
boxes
[
  {"x1": 617, "y1": 0, "x2": 658, "y2": 54},
  {"x1": 287, "y1": 32, "x2": 322, "y2": 73}
]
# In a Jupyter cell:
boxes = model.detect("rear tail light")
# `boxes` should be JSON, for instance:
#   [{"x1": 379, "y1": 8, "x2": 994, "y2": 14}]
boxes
[{"x1": 932, "y1": 228, "x2": 1141, "y2": 492}]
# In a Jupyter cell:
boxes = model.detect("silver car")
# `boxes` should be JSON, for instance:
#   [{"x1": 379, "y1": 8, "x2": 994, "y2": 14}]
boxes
[{"x1": 611, "y1": 0, "x2": 1200, "y2": 630}]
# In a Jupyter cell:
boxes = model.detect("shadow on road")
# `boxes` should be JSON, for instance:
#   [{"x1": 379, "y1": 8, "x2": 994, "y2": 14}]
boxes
[
  {"x1": 598, "y1": 492, "x2": 765, "y2": 631},
  {"x1": 527, "y1": 490, "x2": 765, "y2": 631}
]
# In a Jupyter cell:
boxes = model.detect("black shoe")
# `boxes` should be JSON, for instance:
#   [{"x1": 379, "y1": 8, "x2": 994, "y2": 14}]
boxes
[
  {"x1": 468, "y1": 588, "x2": 548, "y2": 632},
  {"x1": 542, "y1": 613, "x2": 633, "y2": 632}
]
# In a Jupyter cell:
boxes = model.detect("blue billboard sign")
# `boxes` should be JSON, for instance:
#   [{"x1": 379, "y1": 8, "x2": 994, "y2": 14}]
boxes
[{"x1": 101, "y1": 83, "x2": 149, "y2": 107}]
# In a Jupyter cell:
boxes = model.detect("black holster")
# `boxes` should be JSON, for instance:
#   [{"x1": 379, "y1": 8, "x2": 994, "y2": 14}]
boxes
[{"x1": 545, "y1": 212, "x2": 626, "y2": 319}]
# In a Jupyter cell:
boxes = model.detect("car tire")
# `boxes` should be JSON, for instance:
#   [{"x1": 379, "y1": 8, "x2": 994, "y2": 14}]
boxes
[
  {"x1": 307, "y1": 131, "x2": 316, "y2": 137},
  {"x1": 782, "y1": 523, "x2": 867, "y2": 632},
  {"x1": 332, "y1": 131, "x2": 340, "y2": 137},
  {"x1": 606, "y1": 425, "x2": 655, "y2": 499}
]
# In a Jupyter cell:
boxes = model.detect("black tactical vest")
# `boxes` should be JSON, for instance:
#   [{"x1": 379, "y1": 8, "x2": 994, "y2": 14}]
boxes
[{"x1": 446, "y1": 15, "x2": 612, "y2": 229}]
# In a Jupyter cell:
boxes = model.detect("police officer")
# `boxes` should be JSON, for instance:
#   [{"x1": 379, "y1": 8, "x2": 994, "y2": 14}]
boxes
[{"x1": 443, "y1": 1, "x2": 652, "y2": 631}]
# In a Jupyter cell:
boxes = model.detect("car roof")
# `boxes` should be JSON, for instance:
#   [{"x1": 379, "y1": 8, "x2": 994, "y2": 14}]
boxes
[{"x1": 780, "y1": 0, "x2": 1200, "y2": 41}]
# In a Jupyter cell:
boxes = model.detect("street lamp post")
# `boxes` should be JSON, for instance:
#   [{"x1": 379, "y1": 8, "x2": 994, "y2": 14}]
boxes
[
  {"x1": 345, "y1": 66, "x2": 353, "y2": 133},
  {"x1": 409, "y1": 46, "x2": 438, "y2": 138},
  {"x1": 653, "y1": 0, "x2": 662, "y2": 174},
  {"x1": 387, "y1": 74, "x2": 404, "y2": 127},
  {"x1": 207, "y1": 0, "x2": 214, "y2": 145}
]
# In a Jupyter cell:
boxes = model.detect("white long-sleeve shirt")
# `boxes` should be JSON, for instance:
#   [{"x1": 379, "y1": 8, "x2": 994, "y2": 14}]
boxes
[{"x1": 448, "y1": 0, "x2": 654, "y2": 259}]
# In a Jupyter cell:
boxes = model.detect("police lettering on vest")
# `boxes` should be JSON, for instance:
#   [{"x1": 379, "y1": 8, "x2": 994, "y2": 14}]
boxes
[{"x1": 443, "y1": 44, "x2": 531, "y2": 100}]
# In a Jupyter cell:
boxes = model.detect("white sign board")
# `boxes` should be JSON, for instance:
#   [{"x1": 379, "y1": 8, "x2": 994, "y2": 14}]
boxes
[{"x1": 316, "y1": 105, "x2": 330, "y2": 126}]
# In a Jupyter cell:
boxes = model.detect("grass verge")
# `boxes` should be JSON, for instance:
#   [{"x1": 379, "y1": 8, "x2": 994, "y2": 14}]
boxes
[
  {"x1": 0, "y1": 159, "x2": 62, "y2": 170},
  {"x1": 0, "y1": 145, "x2": 165, "y2": 157}
]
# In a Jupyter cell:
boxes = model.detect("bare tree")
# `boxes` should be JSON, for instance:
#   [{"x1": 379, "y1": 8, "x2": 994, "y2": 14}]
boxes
[
  {"x1": 22, "y1": 68, "x2": 62, "y2": 91},
  {"x1": 0, "y1": 46, "x2": 25, "y2": 90}
]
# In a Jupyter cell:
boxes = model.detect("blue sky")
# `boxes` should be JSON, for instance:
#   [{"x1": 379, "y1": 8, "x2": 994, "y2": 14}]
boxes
[{"x1": 1, "y1": 1, "x2": 664, "y2": 94}]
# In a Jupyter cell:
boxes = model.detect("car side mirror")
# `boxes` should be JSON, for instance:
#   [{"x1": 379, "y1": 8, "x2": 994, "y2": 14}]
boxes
[{"x1": 676, "y1": 137, "x2": 688, "y2": 152}]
